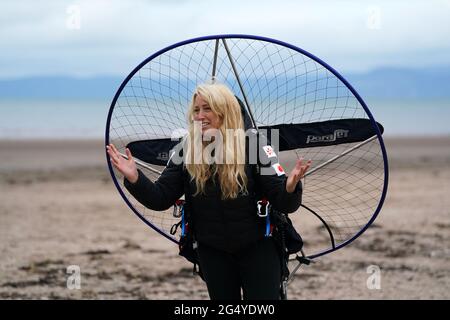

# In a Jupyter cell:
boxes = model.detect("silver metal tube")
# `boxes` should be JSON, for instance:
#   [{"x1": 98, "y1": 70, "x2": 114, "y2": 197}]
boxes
[
  {"x1": 304, "y1": 134, "x2": 378, "y2": 178},
  {"x1": 287, "y1": 260, "x2": 302, "y2": 284},
  {"x1": 222, "y1": 38, "x2": 258, "y2": 130},
  {"x1": 211, "y1": 39, "x2": 219, "y2": 82}
]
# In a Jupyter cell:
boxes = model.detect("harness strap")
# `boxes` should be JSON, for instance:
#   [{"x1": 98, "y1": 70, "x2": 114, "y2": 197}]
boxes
[
  {"x1": 181, "y1": 205, "x2": 186, "y2": 236},
  {"x1": 265, "y1": 214, "x2": 271, "y2": 237}
]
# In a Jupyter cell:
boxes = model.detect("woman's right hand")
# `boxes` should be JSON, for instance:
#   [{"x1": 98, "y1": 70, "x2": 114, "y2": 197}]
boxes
[{"x1": 106, "y1": 144, "x2": 139, "y2": 184}]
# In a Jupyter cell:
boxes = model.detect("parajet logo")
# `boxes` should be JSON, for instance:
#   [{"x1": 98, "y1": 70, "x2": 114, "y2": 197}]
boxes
[{"x1": 306, "y1": 129, "x2": 349, "y2": 144}]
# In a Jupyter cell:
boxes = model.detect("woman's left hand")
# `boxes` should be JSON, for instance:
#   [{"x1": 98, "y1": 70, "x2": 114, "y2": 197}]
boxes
[{"x1": 286, "y1": 158, "x2": 312, "y2": 193}]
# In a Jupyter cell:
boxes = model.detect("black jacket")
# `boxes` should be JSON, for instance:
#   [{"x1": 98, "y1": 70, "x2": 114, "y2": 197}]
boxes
[{"x1": 124, "y1": 133, "x2": 303, "y2": 253}]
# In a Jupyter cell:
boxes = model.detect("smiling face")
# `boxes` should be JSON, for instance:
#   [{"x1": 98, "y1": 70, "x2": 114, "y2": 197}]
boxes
[{"x1": 192, "y1": 94, "x2": 222, "y2": 132}]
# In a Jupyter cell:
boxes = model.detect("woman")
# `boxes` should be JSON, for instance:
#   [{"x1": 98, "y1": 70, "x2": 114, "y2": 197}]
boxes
[{"x1": 106, "y1": 83, "x2": 311, "y2": 300}]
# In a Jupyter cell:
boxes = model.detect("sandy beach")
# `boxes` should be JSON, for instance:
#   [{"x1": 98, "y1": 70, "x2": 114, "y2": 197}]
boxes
[{"x1": 0, "y1": 137, "x2": 449, "y2": 299}]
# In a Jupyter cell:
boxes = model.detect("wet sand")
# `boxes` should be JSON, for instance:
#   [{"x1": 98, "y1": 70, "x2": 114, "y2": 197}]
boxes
[{"x1": 0, "y1": 137, "x2": 449, "y2": 299}]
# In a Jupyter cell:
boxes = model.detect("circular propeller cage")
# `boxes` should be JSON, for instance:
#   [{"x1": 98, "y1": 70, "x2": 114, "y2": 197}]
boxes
[{"x1": 106, "y1": 35, "x2": 388, "y2": 259}]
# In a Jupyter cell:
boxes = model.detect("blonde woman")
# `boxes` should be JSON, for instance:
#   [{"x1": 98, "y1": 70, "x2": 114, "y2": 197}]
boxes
[{"x1": 107, "y1": 83, "x2": 311, "y2": 300}]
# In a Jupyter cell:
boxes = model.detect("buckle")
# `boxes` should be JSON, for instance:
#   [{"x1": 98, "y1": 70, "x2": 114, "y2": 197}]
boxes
[
  {"x1": 173, "y1": 199, "x2": 184, "y2": 218},
  {"x1": 257, "y1": 199, "x2": 270, "y2": 217}
]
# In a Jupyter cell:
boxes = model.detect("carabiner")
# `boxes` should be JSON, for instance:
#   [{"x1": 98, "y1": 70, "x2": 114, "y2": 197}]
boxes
[
  {"x1": 173, "y1": 199, "x2": 184, "y2": 218},
  {"x1": 257, "y1": 200, "x2": 269, "y2": 217}
]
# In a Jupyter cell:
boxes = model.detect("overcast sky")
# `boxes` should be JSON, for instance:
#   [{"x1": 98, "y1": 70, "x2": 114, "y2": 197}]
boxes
[{"x1": 1, "y1": 0, "x2": 449, "y2": 78}]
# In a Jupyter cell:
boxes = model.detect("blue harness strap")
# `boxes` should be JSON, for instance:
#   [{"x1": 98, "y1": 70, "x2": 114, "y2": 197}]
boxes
[
  {"x1": 265, "y1": 214, "x2": 271, "y2": 237},
  {"x1": 181, "y1": 205, "x2": 186, "y2": 236}
]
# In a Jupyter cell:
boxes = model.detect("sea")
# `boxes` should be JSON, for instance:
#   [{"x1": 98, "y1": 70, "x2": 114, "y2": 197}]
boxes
[{"x1": 0, "y1": 97, "x2": 449, "y2": 140}]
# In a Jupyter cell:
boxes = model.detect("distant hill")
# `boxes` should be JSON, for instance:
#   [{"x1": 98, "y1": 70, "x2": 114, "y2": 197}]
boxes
[
  {"x1": 345, "y1": 67, "x2": 450, "y2": 98},
  {"x1": 1, "y1": 67, "x2": 449, "y2": 99},
  {"x1": 0, "y1": 76, "x2": 122, "y2": 99}
]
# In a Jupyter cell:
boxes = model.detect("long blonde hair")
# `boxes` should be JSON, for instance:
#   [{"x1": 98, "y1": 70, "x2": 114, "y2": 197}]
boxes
[{"x1": 185, "y1": 83, "x2": 248, "y2": 199}]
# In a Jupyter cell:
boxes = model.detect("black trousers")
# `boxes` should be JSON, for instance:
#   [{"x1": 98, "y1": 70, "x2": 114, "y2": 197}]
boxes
[{"x1": 197, "y1": 238, "x2": 282, "y2": 300}]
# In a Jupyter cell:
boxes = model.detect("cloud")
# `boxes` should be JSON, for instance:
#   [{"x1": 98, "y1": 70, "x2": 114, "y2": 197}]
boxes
[{"x1": 0, "y1": 0, "x2": 449, "y2": 78}]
